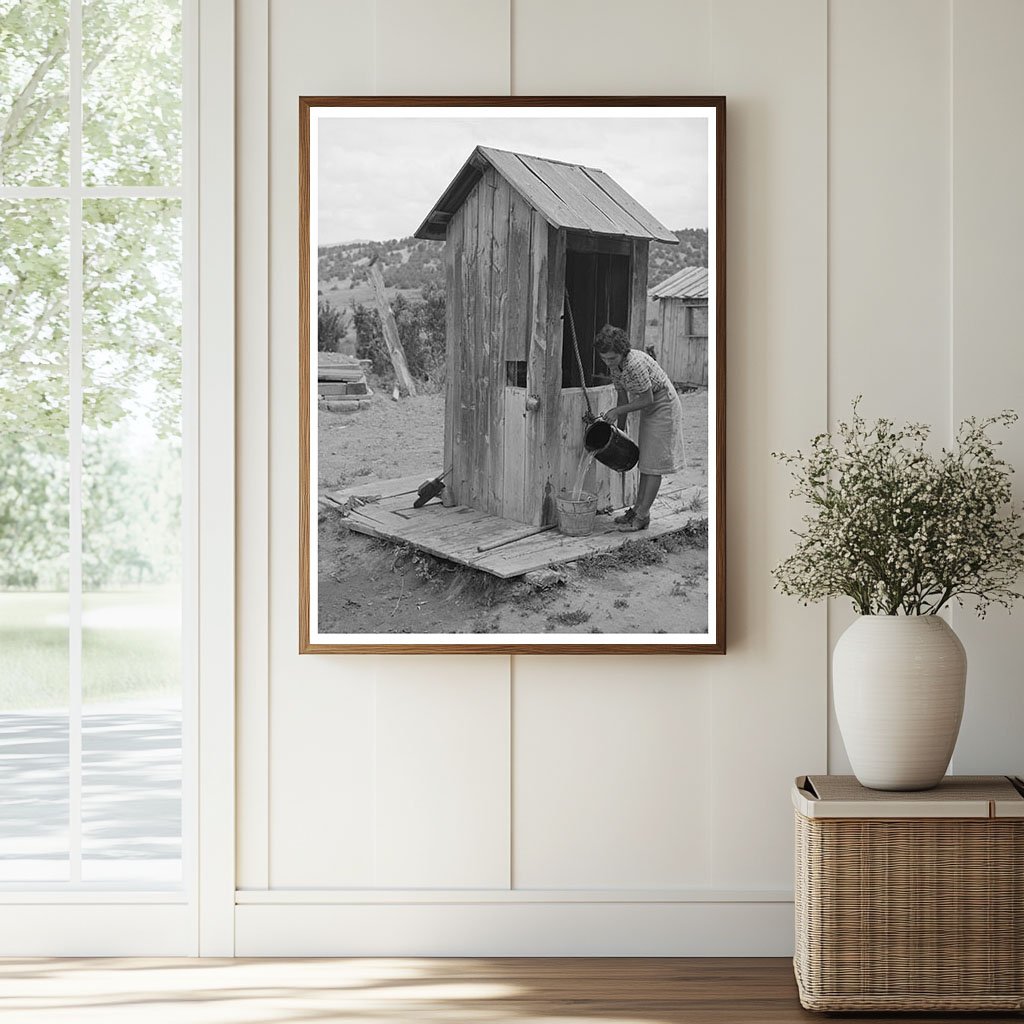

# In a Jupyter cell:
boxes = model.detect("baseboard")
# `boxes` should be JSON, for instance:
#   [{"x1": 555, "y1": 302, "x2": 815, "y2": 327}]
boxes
[
  {"x1": 0, "y1": 904, "x2": 195, "y2": 956},
  {"x1": 235, "y1": 898, "x2": 795, "y2": 956}
]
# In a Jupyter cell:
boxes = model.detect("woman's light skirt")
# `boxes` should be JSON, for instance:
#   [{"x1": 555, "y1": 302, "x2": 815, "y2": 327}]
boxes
[{"x1": 637, "y1": 387, "x2": 687, "y2": 475}]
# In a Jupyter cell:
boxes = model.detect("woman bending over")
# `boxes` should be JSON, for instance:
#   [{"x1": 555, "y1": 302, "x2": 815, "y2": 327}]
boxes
[{"x1": 593, "y1": 324, "x2": 686, "y2": 532}]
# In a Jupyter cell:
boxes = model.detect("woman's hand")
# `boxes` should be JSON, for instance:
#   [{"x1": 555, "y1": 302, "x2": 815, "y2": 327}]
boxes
[{"x1": 599, "y1": 407, "x2": 621, "y2": 423}]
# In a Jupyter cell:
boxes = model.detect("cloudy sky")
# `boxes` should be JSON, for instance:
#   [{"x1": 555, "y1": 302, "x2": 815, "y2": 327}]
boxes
[{"x1": 315, "y1": 109, "x2": 710, "y2": 245}]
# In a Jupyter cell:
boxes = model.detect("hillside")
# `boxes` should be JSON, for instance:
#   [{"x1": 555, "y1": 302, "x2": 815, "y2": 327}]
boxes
[{"x1": 317, "y1": 228, "x2": 708, "y2": 294}]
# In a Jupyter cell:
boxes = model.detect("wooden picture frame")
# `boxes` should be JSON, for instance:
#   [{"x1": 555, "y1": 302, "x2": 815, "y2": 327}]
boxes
[{"x1": 300, "y1": 96, "x2": 725, "y2": 653}]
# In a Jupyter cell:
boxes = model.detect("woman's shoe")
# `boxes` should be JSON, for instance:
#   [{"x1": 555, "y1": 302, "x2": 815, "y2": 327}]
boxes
[
  {"x1": 617, "y1": 513, "x2": 650, "y2": 532},
  {"x1": 613, "y1": 507, "x2": 636, "y2": 524}
]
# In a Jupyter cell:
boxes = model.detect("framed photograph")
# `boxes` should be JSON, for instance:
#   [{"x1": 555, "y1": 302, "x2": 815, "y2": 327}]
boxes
[{"x1": 300, "y1": 96, "x2": 725, "y2": 653}]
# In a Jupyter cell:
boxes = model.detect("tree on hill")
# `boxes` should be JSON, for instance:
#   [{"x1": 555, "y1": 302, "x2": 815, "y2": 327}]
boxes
[
  {"x1": 317, "y1": 293, "x2": 347, "y2": 352},
  {"x1": 319, "y1": 228, "x2": 707, "y2": 293},
  {"x1": 351, "y1": 283, "x2": 446, "y2": 387},
  {"x1": 648, "y1": 228, "x2": 709, "y2": 287}
]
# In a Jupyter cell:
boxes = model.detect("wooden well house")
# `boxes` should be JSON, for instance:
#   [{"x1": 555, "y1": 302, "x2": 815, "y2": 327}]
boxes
[
  {"x1": 415, "y1": 146, "x2": 678, "y2": 527},
  {"x1": 649, "y1": 266, "x2": 709, "y2": 387}
]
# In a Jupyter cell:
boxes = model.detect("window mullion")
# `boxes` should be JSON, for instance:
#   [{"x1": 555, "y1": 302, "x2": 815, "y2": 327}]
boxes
[{"x1": 68, "y1": 0, "x2": 83, "y2": 886}]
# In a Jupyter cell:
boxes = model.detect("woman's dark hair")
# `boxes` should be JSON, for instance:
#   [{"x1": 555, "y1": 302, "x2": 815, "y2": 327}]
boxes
[{"x1": 594, "y1": 324, "x2": 631, "y2": 357}]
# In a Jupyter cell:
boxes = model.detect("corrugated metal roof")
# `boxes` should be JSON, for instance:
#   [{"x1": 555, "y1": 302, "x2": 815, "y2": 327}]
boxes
[
  {"x1": 648, "y1": 265, "x2": 709, "y2": 300},
  {"x1": 414, "y1": 145, "x2": 678, "y2": 244}
]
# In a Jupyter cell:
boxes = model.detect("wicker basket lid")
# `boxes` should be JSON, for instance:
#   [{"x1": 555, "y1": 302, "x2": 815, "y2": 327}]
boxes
[{"x1": 793, "y1": 774, "x2": 1024, "y2": 819}]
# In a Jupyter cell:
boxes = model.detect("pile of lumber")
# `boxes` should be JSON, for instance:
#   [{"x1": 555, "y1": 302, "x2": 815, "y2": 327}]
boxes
[{"x1": 318, "y1": 355, "x2": 373, "y2": 410}]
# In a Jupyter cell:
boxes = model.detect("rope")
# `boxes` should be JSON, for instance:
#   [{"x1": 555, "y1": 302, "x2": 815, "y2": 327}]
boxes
[{"x1": 563, "y1": 290, "x2": 595, "y2": 422}]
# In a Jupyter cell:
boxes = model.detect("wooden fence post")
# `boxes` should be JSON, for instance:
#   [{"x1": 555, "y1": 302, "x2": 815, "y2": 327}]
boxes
[{"x1": 367, "y1": 261, "x2": 418, "y2": 397}]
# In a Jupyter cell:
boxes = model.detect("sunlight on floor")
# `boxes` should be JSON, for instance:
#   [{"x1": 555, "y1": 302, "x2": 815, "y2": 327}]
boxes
[{"x1": 0, "y1": 958, "x2": 672, "y2": 1024}]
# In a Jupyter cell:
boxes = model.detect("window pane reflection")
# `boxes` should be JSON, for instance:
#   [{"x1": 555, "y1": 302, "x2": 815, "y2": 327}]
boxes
[
  {"x1": 82, "y1": 0, "x2": 182, "y2": 186},
  {"x1": 0, "y1": 198, "x2": 70, "y2": 880},
  {"x1": 81, "y1": 198, "x2": 182, "y2": 884},
  {"x1": 0, "y1": 0, "x2": 70, "y2": 186}
]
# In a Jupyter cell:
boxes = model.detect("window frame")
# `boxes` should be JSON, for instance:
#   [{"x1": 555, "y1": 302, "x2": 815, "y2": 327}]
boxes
[{"x1": 0, "y1": 0, "x2": 234, "y2": 955}]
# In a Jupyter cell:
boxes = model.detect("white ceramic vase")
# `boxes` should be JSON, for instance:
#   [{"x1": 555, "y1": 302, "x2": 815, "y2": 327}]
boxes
[{"x1": 833, "y1": 615, "x2": 967, "y2": 791}]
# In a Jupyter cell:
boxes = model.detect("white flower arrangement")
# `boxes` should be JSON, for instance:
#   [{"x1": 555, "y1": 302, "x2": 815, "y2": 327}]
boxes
[{"x1": 772, "y1": 400, "x2": 1024, "y2": 616}]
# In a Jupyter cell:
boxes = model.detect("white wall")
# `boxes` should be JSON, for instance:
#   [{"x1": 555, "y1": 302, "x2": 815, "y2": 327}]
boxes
[{"x1": 234, "y1": 0, "x2": 1024, "y2": 955}]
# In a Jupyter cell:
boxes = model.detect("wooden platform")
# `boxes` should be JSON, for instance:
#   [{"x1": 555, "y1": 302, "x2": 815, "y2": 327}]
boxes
[{"x1": 324, "y1": 474, "x2": 704, "y2": 579}]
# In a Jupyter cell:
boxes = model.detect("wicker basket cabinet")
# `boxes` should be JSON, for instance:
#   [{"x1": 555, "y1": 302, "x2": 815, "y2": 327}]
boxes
[{"x1": 793, "y1": 775, "x2": 1024, "y2": 1012}]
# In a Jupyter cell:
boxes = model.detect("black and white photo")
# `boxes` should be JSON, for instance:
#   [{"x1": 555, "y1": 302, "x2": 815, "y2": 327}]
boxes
[{"x1": 300, "y1": 98, "x2": 725, "y2": 653}]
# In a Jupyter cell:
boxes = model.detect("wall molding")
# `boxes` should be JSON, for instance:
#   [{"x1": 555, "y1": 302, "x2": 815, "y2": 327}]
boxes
[
  {"x1": 236, "y1": 887, "x2": 791, "y2": 904},
  {"x1": 235, "y1": 900, "x2": 794, "y2": 956}
]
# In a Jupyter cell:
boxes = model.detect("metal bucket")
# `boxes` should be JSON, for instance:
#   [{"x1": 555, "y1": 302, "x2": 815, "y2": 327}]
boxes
[
  {"x1": 556, "y1": 491, "x2": 598, "y2": 537},
  {"x1": 584, "y1": 419, "x2": 639, "y2": 472}
]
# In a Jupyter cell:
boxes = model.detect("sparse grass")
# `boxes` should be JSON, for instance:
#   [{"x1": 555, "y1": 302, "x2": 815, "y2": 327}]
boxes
[
  {"x1": 682, "y1": 487, "x2": 707, "y2": 513},
  {"x1": 548, "y1": 608, "x2": 591, "y2": 627},
  {"x1": 613, "y1": 598, "x2": 629, "y2": 609},
  {"x1": 578, "y1": 539, "x2": 666, "y2": 577},
  {"x1": 574, "y1": 552, "x2": 609, "y2": 578}
]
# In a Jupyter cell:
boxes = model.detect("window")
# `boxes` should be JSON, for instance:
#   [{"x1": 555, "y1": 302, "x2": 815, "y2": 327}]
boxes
[{"x1": 0, "y1": 0, "x2": 192, "y2": 889}]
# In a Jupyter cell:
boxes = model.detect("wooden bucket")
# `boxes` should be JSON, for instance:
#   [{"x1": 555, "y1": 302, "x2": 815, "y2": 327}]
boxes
[{"x1": 556, "y1": 491, "x2": 598, "y2": 537}]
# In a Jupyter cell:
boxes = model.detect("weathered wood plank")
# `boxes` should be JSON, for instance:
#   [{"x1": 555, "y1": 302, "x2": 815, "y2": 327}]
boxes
[
  {"x1": 565, "y1": 231, "x2": 632, "y2": 256},
  {"x1": 385, "y1": 511, "x2": 496, "y2": 546},
  {"x1": 555, "y1": 389, "x2": 601, "y2": 508},
  {"x1": 486, "y1": 174, "x2": 511, "y2": 517},
  {"x1": 580, "y1": 167, "x2": 678, "y2": 243},
  {"x1": 476, "y1": 523, "x2": 557, "y2": 553},
  {"x1": 317, "y1": 366, "x2": 369, "y2": 382},
  {"x1": 343, "y1": 488, "x2": 704, "y2": 579},
  {"x1": 476, "y1": 503, "x2": 703, "y2": 577},
  {"x1": 628, "y1": 239, "x2": 650, "y2": 355},
  {"x1": 477, "y1": 169, "x2": 497, "y2": 516},
  {"x1": 524, "y1": 214, "x2": 549, "y2": 526},
  {"x1": 367, "y1": 261, "x2": 417, "y2": 397},
  {"x1": 503, "y1": 387, "x2": 527, "y2": 524},
  {"x1": 442, "y1": 207, "x2": 462, "y2": 507},
  {"x1": 317, "y1": 382, "x2": 370, "y2": 398},
  {"x1": 655, "y1": 302, "x2": 668, "y2": 368},
  {"x1": 659, "y1": 300, "x2": 678, "y2": 382},
  {"x1": 343, "y1": 518, "x2": 384, "y2": 541},
  {"x1": 540, "y1": 224, "x2": 568, "y2": 525},
  {"x1": 460, "y1": 185, "x2": 479, "y2": 513},
  {"x1": 479, "y1": 147, "x2": 590, "y2": 233},
  {"x1": 472, "y1": 171, "x2": 493, "y2": 514},
  {"x1": 517, "y1": 155, "x2": 625, "y2": 236},
  {"x1": 506, "y1": 190, "x2": 532, "y2": 363},
  {"x1": 325, "y1": 474, "x2": 430, "y2": 507},
  {"x1": 589, "y1": 386, "x2": 618, "y2": 509},
  {"x1": 470, "y1": 178, "x2": 491, "y2": 513}
]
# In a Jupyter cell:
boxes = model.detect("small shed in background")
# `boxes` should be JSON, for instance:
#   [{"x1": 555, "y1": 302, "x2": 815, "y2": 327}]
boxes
[
  {"x1": 415, "y1": 145, "x2": 677, "y2": 526},
  {"x1": 649, "y1": 266, "x2": 709, "y2": 387}
]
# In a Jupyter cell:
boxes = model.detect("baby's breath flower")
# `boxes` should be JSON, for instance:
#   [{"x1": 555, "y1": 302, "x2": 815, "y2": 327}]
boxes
[{"x1": 772, "y1": 399, "x2": 1024, "y2": 617}]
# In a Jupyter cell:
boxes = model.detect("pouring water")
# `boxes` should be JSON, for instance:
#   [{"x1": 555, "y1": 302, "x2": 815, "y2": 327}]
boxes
[{"x1": 572, "y1": 449, "x2": 597, "y2": 501}]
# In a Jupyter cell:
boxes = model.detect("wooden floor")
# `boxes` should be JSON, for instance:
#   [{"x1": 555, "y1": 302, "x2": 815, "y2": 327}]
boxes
[
  {"x1": 325, "y1": 475, "x2": 705, "y2": 579},
  {"x1": 0, "y1": 957, "x2": 1017, "y2": 1022}
]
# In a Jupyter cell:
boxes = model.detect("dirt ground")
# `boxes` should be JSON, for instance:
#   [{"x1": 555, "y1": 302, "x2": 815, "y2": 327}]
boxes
[{"x1": 317, "y1": 381, "x2": 710, "y2": 636}]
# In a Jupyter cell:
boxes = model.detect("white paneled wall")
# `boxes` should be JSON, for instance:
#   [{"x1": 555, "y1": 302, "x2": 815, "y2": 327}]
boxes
[
  {"x1": 826, "y1": 0, "x2": 953, "y2": 773},
  {"x1": 706, "y1": 0, "x2": 828, "y2": 890},
  {"x1": 948, "y1": 0, "x2": 1024, "y2": 777},
  {"x1": 234, "y1": 0, "x2": 1024, "y2": 954},
  {"x1": 513, "y1": 658, "x2": 713, "y2": 889},
  {"x1": 373, "y1": 661, "x2": 511, "y2": 888},
  {"x1": 511, "y1": 0, "x2": 712, "y2": 93}
]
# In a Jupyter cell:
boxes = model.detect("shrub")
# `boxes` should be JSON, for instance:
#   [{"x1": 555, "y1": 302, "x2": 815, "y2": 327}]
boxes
[{"x1": 351, "y1": 283, "x2": 446, "y2": 386}]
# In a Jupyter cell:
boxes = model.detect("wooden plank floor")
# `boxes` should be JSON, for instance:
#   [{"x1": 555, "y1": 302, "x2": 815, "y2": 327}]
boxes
[
  {"x1": 0, "y1": 957, "x2": 1018, "y2": 1022},
  {"x1": 325, "y1": 476, "x2": 705, "y2": 579}
]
